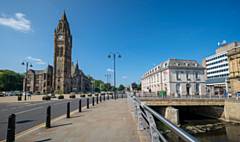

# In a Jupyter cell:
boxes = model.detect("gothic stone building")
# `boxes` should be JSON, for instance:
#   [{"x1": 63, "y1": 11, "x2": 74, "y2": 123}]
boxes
[
  {"x1": 24, "y1": 65, "x2": 53, "y2": 94},
  {"x1": 53, "y1": 12, "x2": 72, "y2": 94},
  {"x1": 24, "y1": 12, "x2": 91, "y2": 94}
]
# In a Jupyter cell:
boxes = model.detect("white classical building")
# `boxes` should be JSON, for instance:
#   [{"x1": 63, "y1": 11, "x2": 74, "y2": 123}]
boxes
[{"x1": 141, "y1": 59, "x2": 206, "y2": 96}]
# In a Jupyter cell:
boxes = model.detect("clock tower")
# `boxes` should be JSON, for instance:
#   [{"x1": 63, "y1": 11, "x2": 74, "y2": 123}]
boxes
[{"x1": 53, "y1": 12, "x2": 72, "y2": 94}]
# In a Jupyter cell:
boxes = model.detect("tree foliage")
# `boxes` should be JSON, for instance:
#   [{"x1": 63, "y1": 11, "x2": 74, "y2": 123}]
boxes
[
  {"x1": 118, "y1": 84, "x2": 125, "y2": 91},
  {"x1": 0, "y1": 70, "x2": 24, "y2": 91},
  {"x1": 131, "y1": 82, "x2": 141, "y2": 91}
]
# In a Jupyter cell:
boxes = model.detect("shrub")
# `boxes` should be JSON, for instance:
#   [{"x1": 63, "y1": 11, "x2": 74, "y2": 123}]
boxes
[
  {"x1": 80, "y1": 94, "x2": 86, "y2": 98},
  {"x1": 88, "y1": 94, "x2": 92, "y2": 97},
  {"x1": 95, "y1": 93, "x2": 99, "y2": 97},
  {"x1": 70, "y1": 94, "x2": 76, "y2": 99},
  {"x1": 58, "y1": 95, "x2": 64, "y2": 99},
  {"x1": 42, "y1": 96, "x2": 51, "y2": 100}
]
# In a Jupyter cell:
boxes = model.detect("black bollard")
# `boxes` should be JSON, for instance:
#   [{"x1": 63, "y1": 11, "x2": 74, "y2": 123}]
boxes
[
  {"x1": 92, "y1": 97, "x2": 95, "y2": 106},
  {"x1": 100, "y1": 95, "x2": 102, "y2": 102},
  {"x1": 46, "y1": 106, "x2": 51, "y2": 128},
  {"x1": 122, "y1": 93, "x2": 124, "y2": 98},
  {"x1": 112, "y1": 94, "x2": 114, "y2": 99},
  {"x1": 79, "y1": 99, "x2": 82, "y2": 112},
  {"x1": 107, "y1": 95, "x2": 109, "y2": 100},
  {"x1": 67, "y1": 102, "x2": 70, "y2": 118},
  {"x1": 87, "y1": 98, "x2": 89, "y2": 109},
  {"x1": 97, "y1": 96, "x2": 98, "y2": 104},
  {"x1": 104, "y1": 95, "x2": 105, "y2": 101},
  {"x1": 6, "y1": 114, "x2": 15, "y2": 142}
]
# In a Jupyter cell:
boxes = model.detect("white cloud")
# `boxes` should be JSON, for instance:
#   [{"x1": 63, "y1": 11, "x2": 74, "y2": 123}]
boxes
[
  {"x1": 0, "y1": 13, "x2": 32, "y2": 32},
  {"x1": 26, "y1": 56, "x2": 45, "y2": 65},
  {"x1": 122, "y1": 76, "x2": 128, "y2": 80},
  {"x1": 106, "y1": 68, "x2": 114, "y2": 72}
]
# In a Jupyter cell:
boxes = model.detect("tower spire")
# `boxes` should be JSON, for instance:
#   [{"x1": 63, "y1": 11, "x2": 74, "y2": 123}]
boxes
[{"x1": 61, "y1": 10, "x2": 67, "y2": 21}]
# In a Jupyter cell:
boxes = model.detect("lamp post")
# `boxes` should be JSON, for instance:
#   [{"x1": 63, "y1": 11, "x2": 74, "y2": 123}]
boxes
[
  {"x1": 21, "y1": 62, "x2": 33, "y2": 101},
  {"x1": 108, "y1": 52, "x2": 121, "y2": 99},
  {"x1": 105, "y1": 73, "x2": 111, "y2": 92}
]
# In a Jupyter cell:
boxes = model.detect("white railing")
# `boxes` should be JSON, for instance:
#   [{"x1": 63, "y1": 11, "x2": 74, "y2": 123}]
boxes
[{"x1": 128, "y1": 93, "x2": 199, "y2": 142}]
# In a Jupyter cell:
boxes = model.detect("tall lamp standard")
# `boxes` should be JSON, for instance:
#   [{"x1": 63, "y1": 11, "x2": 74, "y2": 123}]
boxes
[
  {"x1": 21, "y1": 62, "x2": 33, "y2": 101},
  {"x1": 105, "y1": 73, "x2": 111, "y2": 92},
  {"x1": 108, "y1": 52, "x2": 121, "y2": 99}
]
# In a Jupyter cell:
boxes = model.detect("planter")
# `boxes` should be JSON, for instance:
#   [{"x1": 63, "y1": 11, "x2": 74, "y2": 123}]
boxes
[
  {"x1": 95, "y1": 94, "x2": 99, "y2": 97},
  {"x1": 42, "y1": 96, "x2": 51, "y2": 100},
  {"x1": 18, "y1": 96, "x2": 22, "y2": 101},
  {"x1": 70, "y1": 94, "x2": 76, "y2": 99},
  {"x1": 80, "y1": 94, "x2": 86, "y2": 98},
  {"x1": 88, "y1": 94, "x2": 92, "y2": 97},
  {"x1": 58, "y1": 95, "x2": 64, "y2": 99}
]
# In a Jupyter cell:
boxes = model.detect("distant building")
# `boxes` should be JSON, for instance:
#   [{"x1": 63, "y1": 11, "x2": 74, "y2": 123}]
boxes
[
  {"x1": 227, "y1": 47, "x2": 240, "y2": 94},
  {"x1": 141, "y1": 59, "x2": 206, "y2": 96},
  {"x1": 24, "y1": 12, "x2": 92, "y2": 94},
  {"x1": 204, "y1": 42, "x2": 240, "y2": 95},
  {"x1": 24, "y1": 65, "x2": 53, "y2": 94},
  {"x1": 71, "y1": 62, "x2": 91, "y2": 93}
]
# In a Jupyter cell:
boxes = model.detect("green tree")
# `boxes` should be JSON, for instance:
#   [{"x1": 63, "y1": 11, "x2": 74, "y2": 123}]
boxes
[
  {"x1": 0, "y1": 70, "x2": 24, "y2": 91},
  {"x1": 118, "y1": 84, "x2": 125, "y2": 91},
  {"x1": 137, "y1": 83, "x2": 141, "y2": 91},
  {"x1": 131, "y1": 82, "x2": 138, "y2": 90}
]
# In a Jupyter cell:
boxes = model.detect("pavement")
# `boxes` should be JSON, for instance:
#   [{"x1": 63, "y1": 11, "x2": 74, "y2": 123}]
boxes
[{"x1": 15, "y1": 99, "x2": 148, "y2": 142}]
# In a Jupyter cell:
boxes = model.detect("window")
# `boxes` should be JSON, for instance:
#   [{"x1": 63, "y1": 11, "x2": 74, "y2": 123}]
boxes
[
  {"x1": 195, "y1": 72, "x2": 199, "y2": 80},
  {"x1": 176, "y1": 83, "x2": 180, "y2": 96},
  {"x1": 196, "y1": 83, "x2": 199, "y2": 95},
  {"x1": 186, "y1": 72, "x2": 190, "y2": 80},
  {"x1": 176, "y1": 71, "x2": 181, "y2": 80}
]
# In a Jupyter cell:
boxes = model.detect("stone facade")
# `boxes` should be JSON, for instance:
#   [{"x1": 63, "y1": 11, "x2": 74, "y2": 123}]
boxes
[
  {"x1": 141, "y1": 59, "x2": 206, "y2": 96},
  {"x1": 24, "y1": 12, "x2": 91, "y2": 94},
  {"x1": 71, "y1": 62, "x2": 91, "y2": 93},
  {"x1": 227, "y1": 47, "x2": 240, "y2": 94},
  {"x1": 53, "y1": 12, "x2": 72, "y2": 94},
  {"x1": 24, "y1": 65, "x2": 53, "y2": 94}
]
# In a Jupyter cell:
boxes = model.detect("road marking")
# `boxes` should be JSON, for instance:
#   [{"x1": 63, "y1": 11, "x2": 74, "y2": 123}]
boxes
[
  {"x1": 15, "y1": 106, "x2": 43, "y2": 115},
  {"x1": 53, "y1": 101, "x2": 72, "y2": 106}
]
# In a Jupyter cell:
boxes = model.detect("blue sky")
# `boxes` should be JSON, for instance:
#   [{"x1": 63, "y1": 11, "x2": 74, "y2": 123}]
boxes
[{"x1": 0, "y1": 0, "x2": 239, "y2": 86}]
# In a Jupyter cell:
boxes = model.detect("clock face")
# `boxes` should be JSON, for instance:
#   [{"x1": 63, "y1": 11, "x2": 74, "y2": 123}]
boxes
[{"x1": 58, "y1": 35, "x2": 63, "y2": 40}]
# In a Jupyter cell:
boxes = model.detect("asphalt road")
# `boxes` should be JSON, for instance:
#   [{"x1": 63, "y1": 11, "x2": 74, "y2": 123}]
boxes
[{"x1": 0, "y1": 96, "x2": 96, "y2": 141}]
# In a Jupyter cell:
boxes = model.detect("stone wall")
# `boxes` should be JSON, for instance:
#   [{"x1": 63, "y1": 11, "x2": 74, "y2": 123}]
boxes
[
  {"x1": 165, "y1": 107, "x2": 179, "y2": 125},
  {"x1": 224, "y1": 100, "x2": 240, "y2": 123}
]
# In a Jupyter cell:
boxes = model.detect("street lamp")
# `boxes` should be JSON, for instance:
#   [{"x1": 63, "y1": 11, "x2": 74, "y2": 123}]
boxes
[
  {"x1": 108, "y1": 52, "x2": 121, "y2": 99},
  {"x1": 21, "y1": 61, "x2": 33, "y2": 101},
  {"x1": 105, "y1": 73, "x2": 111, "y2": 92}
]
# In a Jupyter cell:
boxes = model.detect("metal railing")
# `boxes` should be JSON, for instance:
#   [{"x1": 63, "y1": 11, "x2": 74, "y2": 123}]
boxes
[
  {"x1": 137, "y1": 92, "x2": 230, "y2": 100},
  {"x1": 128, "y1": 93, "x2": 199, "y2": 142}
]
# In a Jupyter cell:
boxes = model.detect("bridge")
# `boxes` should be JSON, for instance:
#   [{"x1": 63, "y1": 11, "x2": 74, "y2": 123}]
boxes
[
  {"x1": 139, "y1": 97, "x2": 225, "y2": 106},
  {"x1": 137, "y1": 94, "x2": 240, "y2": 127}
]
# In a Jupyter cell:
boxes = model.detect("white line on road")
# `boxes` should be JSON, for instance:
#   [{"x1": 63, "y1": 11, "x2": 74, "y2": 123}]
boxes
[
  {"x1": 15, "y1": 106, "x2": 44, "y2": 115},
  {"x1": 53, "y1": 101, "x2": 72, "y2": 106}
]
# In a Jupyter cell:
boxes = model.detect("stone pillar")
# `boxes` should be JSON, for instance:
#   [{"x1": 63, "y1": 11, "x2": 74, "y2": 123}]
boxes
[
  {"x1": 165, "y1": 107, "x2": 179, "y2": 125},
  {"x1": 200, "y1": 83, "x2": 206, "y2": 96}
]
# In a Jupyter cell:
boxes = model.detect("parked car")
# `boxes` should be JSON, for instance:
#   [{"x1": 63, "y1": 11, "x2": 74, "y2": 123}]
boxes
[{"x1": 0, "y1": 92, "x2": 5, "y2": 97}]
